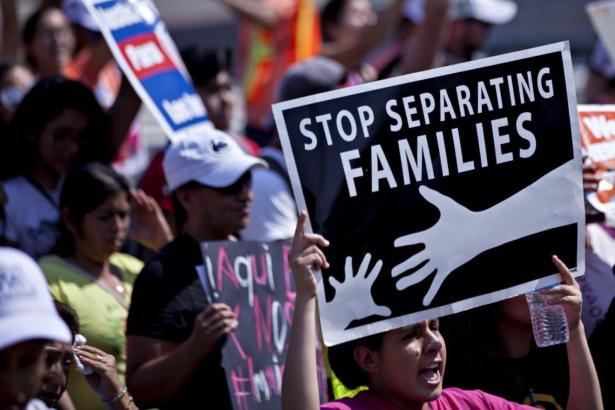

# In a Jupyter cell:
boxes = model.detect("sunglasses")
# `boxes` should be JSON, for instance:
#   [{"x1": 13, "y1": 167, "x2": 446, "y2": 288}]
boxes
[{"x1": 207, "y1": 171, "x2": 252, "y2": 196}]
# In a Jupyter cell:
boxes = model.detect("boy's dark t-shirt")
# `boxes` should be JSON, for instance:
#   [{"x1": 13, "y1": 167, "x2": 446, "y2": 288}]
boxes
[{"x1": 127, "y1": 233, "x2": 232, "y2": 410}]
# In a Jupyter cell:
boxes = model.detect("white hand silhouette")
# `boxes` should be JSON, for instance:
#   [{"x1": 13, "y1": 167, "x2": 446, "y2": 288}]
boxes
[
  {"x1": 392, "y1": 160, "x2": 582, "y2": 306},
  {"x1": 392, "y1": 185, "x2": 480, "y2": 305},
  {"x1": 323, "y1": 253, "x2": 391, "y2": 330}
]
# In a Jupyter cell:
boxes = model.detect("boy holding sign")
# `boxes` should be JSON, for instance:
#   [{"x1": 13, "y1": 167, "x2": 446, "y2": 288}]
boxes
[{"x1": 284, "y1": 212, "x2": 603, "y2": 410}]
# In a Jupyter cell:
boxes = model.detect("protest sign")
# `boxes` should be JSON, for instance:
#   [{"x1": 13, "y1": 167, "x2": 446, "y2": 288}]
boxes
[
  {"x1": 587, "y1": 1, "x2": 615, "y2": 64},
  {"x1": 578, "y1": 104, "x2": 615, "y2": 213},
  {"x1": 273, "y1": 42, "x2": 585, "y2": 346},
  {"x1": 578, "y1": 105, "x2": 615, "y2": 167},
  {"x1": 82, "y1": 0, "x2": 211, "y2": 141},
  {"x1": 200, "y1": 241, "x2": 327, "y2": 410}
]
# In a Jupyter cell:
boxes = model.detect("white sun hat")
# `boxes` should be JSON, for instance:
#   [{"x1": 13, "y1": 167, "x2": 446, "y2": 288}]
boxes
[{"x1": 0, "y1": 247, "x2": 71, "y2": 350}]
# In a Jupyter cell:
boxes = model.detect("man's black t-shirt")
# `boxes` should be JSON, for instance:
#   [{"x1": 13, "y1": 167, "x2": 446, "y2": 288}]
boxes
[{"x1": 127, "y1": 233, "x2": 232, "y2": 410}]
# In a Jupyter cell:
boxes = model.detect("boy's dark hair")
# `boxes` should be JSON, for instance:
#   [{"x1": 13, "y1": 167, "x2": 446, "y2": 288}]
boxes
[
  {"x1": 5, "y1": 75, "x2": 110, "y2": 178},
  {"x1": 53, "y1": 300, "x2": 79, "y2": 341},
  {"x1": 180, "y1": 47, "x2": 232, "y2": 88},
  {"x1": 54, "y1": 162, "x2": 130, "y2": 256},
  {"x1": 328, "y1": 332, "x2": 385, "y2": 389}
]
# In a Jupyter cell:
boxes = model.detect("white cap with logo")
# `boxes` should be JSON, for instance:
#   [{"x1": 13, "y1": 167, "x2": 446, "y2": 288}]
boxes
[
  {"x1": 163, "y1": 129, "x2": 267, "y2": 192},
  {"x1": 0, "y1": 247, "x2": 71, "y2": 350},
  {"x1": 405, "y1": 0, "x2": 517, "y2": 25},
  {"x1": 451, "y1": 0, "x2": 517, "y2": 25}
]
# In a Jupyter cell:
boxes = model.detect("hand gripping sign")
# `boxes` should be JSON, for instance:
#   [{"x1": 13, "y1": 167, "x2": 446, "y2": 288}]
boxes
[
  {"x1": 82, "y1": 0, "x2": 212, "y2": 141},
  {"x1": 199, "y1": 240, "x2": 328, "y2": 410},
  {"x1": 273, "y1": 42, "x2": 585, "y2": 346}
]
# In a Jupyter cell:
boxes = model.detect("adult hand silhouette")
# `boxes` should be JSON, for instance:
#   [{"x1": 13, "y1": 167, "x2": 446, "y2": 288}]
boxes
[{"x1": 392, "y1": 185, "x2": 480, "y2": 305}]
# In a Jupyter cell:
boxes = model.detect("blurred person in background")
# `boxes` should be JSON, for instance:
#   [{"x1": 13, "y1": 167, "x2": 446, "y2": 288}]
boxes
[
  {"x1": 22, "y1": 5, "x2": 75, "y2": 79},
  {"x1": 223, "y1": 0, "x2": 321, "y2": 146},
  {"x1": 402, "y1": 0, "x2": 516, "y2": 66},
  {"x1": 584, "y1": 40, "x2": 615, "y2": 104},
  {"x1": 0, "y1": 247, "x2": 72, "y2": 410},
  {"x1": 180, "y1": 47, "x2": 259, "y2": 155},
  {"x1": 321, "y1": 0, "x2": 451, "y2": 81},
  {"x1": 22, "y1": 2, "x2": 145, "y2": 183},
  {"x1": 443, "y1": 294, "x2": 573, "y2": 408},
  {"x1": 445, "y1": 0, "x2": 517, "y2": 64},
  {"x1": 40, "y1": 162, "x2": 169, "y2": 410},
  {"x1": 0, "y1": 76, "x2": 109, "y2": 258},
  {"x1": 320, "y1": 0, "x2": 402, "y2": 80}
]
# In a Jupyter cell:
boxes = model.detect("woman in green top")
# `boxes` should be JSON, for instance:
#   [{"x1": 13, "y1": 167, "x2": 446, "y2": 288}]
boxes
[{"x1": 40, "y1": 162, "x2": 171, "y2": 410}]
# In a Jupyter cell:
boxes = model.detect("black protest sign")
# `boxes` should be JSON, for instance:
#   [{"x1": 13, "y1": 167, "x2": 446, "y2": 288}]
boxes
[
  {"x1": 200, "y1": 241, "x2": 328, "y2": 410},
  {"x1": 272, "y1": 42, "x2": 585, "y2": 346}
]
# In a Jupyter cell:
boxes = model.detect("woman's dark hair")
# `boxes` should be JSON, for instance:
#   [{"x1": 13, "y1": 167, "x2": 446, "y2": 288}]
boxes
[
  {"x1": 4, "y1": 75, "x2": 110, "y2": 178},
  {"x1": 328, "y1": 332, "x2": 385, "y2": 389},
  {"x1": 180, "y1": 47, "x2": 232, "y2": 88},
  {"x1": 53, "y1": 300, "x2": 79, "y2": 341},
  {"x1": 321, "y1": 0, "x2": 347, "y2": 42},
  {"x1": 23, "y1": 6, "x2": 62, "y2": 69},
  {"x1": 54, "y1": 162, "x2": 130, "y2": 256}
]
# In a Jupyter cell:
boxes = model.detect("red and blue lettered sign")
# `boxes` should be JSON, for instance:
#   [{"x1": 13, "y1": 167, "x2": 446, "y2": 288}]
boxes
[{"x1": 83, "y1": 0, "x2": 212, "y2": 141}]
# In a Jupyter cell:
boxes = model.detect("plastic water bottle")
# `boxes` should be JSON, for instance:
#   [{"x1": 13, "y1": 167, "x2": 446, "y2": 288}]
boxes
[{"x1": 525, "y1": 289, "x2": 569, "y2": 347}]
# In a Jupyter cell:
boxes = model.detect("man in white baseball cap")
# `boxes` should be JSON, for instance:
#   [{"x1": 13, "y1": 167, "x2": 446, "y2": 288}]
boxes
[
  {"x1": 0, "y1": 247, "x2": 71, "y2": 410},
  {"x1": 404, "y1": 0, "x2": 517, "y2": 64},
  {"x1": 447, "y1": 0, "x2": 517, "y2": 63},
  {"x1": 125, "y1": 129, "x2": 265, "y2": 409}
]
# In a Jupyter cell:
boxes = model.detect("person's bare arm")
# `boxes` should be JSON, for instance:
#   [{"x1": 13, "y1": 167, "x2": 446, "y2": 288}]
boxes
[
  {"x1": 282, "y1": 211, "x2": 329, "y2": 410},
  {"x1": 1, "y1": 0, "x2": 18, "y2": 60},
  {"x1": 107, "y1": 75, "x2": 141, "y2": 159},
  {"x1": 221, "y1": 0, "x2": 293, "y2": 28},
  {"x1": 322, "y1": 0, "x2": 405, "y2": 70},
  {"x1": 126, "y1": 304, "x2": 237, "y2": 408},
  {"x1": 401, "y1": 0, "x2": 451, "y2": 74},
  {"x1": 547, "y1": 256, "x2": 603, "y2": 410}
]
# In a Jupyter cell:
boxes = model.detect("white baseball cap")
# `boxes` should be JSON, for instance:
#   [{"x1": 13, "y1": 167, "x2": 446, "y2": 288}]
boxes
[
  {"x1": 0, "y1": 248, "x2": 71, "y2": 350},
  {"x1": 163, "y1": 129, "x2": 267, "y2": 192},
  {"x1": 451, "y1": 0, "x2": 517, "y2": 25},
  {"x1": 405, "y1": 0, "x2": 517, "y2": 25}
]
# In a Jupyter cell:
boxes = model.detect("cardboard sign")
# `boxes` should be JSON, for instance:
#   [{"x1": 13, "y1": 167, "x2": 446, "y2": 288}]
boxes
[
  {"x1": 578, "y1": 105, "x2": 615, "y2": 168},
  {"x1": 578, "y1": 104, "x2": 615, "y2": 213},
  {"x1": 273, "y1": 42, "x2": 585, "y2": 346},
  {"x1": 200, "y1": 241, "x2": 327, "y2": 410},
  {"x1": 82, "y1": 0, "x2": 212, "y2": 141},
  {"x1": 587, "y1": 1, "x2": 615, "y2": 65}
]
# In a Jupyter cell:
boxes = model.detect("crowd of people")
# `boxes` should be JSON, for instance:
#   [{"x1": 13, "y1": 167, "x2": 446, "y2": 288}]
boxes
[{"x1": 0, "y1": 0, "x2": 612, "y2": 409}]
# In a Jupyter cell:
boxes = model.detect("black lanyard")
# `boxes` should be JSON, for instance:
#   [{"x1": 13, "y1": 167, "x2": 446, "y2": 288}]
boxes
[{"x1": 26, "y1": 176, "x2": 59, "y2": 209}]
